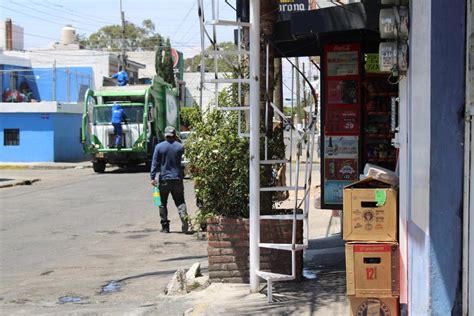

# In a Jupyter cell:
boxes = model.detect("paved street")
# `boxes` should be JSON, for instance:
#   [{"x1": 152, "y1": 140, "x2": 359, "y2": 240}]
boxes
[
  {"x1": 0, "y1": 162, "x2": 347, "y2": 315},
  {"x1": 0, "y1": 166, "x2": 207, "y2": 314}
]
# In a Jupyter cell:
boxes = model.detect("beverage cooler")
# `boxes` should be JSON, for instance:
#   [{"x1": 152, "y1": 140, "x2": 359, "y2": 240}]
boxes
[{"x1": 321, "y1": 43, "x2": 398, "y2": 210}]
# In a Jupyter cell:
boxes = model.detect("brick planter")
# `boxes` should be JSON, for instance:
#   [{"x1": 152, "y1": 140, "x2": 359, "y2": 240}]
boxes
[{"x1": 207, "y1": 216, "x2": 303, "y2": 283}]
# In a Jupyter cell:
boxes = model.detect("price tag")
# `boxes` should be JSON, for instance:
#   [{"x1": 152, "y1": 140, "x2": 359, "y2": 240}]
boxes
[{"x1": 375, "y1": 189, "x2": 387, "y2": 206}]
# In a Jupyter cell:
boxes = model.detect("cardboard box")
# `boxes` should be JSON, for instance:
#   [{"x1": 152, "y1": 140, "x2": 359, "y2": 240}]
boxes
[
  {"x1": 343, "y1": 177, "x2": 398, "y2": 242},
  {"x1": 346, "y1": 242, "x2": 399, "y2": 297},
  {"x1": 349, "y1": 297, "x2": 399, "y2": 316}
]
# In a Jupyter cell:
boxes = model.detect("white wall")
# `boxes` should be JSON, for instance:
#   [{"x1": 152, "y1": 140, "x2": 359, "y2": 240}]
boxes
[
  {"x1": 4, "y1": 50, "x2": 112, "y2": 89},
  {"x1": 183, "y1": 72, "x2": 232, "y2": 110}
]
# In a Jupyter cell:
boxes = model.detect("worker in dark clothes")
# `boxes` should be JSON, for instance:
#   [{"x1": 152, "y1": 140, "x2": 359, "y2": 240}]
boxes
[
  {"x1": 111, "y1": 103, "x2": 127, "y2": 149},
  {"x1": 150, "y1": 126, "x2": 189, "y2": 233},
  {"x1": 112, "y1": 66, "x2": 129, "y2": 86}
]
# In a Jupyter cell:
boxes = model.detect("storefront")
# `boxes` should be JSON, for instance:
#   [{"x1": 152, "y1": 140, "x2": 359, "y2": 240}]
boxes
[{"x1": 274, "y1": 0, "x2": 467, "y2": 314}]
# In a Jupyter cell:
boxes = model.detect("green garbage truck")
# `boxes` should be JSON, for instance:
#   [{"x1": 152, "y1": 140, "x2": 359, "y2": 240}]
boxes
[{"x1": 81, "y1": 76, "x2": 180, "y2": 173}]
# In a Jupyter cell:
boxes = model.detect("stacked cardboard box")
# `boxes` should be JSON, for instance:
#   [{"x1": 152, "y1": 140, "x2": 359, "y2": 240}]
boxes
[{"x1": 343, "y1": 177, "x2": 399, "y2": 316}]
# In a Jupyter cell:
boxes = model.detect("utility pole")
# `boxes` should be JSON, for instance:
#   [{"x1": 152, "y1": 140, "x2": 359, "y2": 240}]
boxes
[{"x1": 120, "y1": 0, "x2": 127, "y2": 68}]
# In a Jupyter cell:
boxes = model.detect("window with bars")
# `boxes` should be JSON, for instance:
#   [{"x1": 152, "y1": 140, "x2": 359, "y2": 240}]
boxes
[{"x1": 4, "y1": 129, "x2": 20, "y2": 146}]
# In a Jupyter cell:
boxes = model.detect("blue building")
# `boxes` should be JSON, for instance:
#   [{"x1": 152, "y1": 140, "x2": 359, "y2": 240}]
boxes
[
  {"x1": 0, "y1": 103, "x2": 86, "y2": 162},
  {"x1": 0, "y1": 52, "x2": 91, "y2": 162}
]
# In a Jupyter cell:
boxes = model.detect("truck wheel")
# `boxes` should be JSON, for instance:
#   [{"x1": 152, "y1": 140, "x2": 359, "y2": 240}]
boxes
[{"x1": 93, "y1": 161, "x2": 106, "y2": 173}]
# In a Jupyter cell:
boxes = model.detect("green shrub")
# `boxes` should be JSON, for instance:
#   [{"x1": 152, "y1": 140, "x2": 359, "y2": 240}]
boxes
[
  {"x1": 187, "y1": 88, "x2": 289, "y2": 230},
  {"x1": 180, "y1": 105, "x2": 202, "y2": 129},
  {"x1": 186, "y1": 90, "x2": 250, "y2": 224}
]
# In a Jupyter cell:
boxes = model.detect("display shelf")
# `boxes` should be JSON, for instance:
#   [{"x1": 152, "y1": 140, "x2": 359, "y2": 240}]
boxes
[
  {"x1": 365, "y1": 133, "x2": 394, "y2": 139},
  {"x1": 362, "y1": 74, "x2": 398, "y2": 172},
  {"x1": 367, "y1": 158, "x2": 396, "y2": 163},
  {"x1": 367, "y1": 111, "x2": 391, "y2": 116}
]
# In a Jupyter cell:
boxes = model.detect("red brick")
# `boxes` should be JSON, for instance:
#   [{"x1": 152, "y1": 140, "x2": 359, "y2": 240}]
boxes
[
  {"x1": 221, "y1": 263, "x2": 241, "y2": 270},
  {"x1": 208, "y1": 241, "x2": 232, "y2": 248},
  {"x1": 220, "y1": 248, "x2": 237, "y2": 255},
  {"x1": 207, "y1": 217, "x2": 220, "y2": 224},
  {"x1": 209, "y1": 256, "x2": 234, "y2": 264},
  {"x1": 207, "y1": 248, "x2": 221, "y2": 256},
  {"x1": 209, "y1": 270, "x2": 233, "y2": 278}
]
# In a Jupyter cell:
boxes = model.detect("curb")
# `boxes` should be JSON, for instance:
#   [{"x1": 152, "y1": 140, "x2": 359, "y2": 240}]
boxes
[
  {"x1": 0, "y1": 165, "x2": 90, "y2": 170},
  {"x1": 0, "y1": 179, "x2": 41, "y2": 189}
]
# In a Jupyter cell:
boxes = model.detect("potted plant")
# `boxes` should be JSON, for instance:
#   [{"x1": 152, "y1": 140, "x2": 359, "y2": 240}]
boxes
[{"x1": 186, "y1": 88, "x2": 303, "y2": 283}]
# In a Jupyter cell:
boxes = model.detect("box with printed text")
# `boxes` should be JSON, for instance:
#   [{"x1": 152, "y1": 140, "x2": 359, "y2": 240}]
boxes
[
  {"x1": 349, "y1": 297, "x2": 399, "y2": 316},
  {"x1": 343, "y1": 177, "x2": 398, "y2": 242},
  {"x1": 346, "y1": 242, "x2": 399, "y2": 297}
]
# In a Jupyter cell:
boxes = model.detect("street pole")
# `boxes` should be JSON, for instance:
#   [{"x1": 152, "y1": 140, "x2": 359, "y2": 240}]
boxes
[
  {"x1": 295, "y1": 57, "x2": 301, "y2": 130},
  {"x1": 120, "y1": 0, "x2": 127, "y2": 68},
  {"x1": 249, "y1": 0, "x2": 260, "y2": 293}
]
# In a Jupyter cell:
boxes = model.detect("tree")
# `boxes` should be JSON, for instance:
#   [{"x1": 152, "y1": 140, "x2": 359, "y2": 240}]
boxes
[
  {"x1": 155, "y1": 37, "x2": 164, "y2": 77},
  {"x1": 155, "y1": 38, "x2": 175, "y2": 86},
  {"x1": 83, "y1": 20, "x2": 162, "y2": 51},
  {"x1": 163, "y1": 38, "x2": 175, "y2": 86}
]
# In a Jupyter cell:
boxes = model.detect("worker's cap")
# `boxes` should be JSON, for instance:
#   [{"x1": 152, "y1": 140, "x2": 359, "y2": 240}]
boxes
[{"x1": 164, "y1": 126, "x2": 176, "y2": 137}]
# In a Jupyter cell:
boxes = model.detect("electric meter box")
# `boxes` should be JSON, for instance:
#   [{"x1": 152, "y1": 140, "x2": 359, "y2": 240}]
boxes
[
  {"x1": 343, "y1": 177, "x2": 398, "y2": 242},
  {"x1": 349, "y1": 297, "x2": 400, "y2": 316},
  {"x1": 379, "y1": 42, "x2": 408, "y2": 73},
  {"x1": 380, "y1": 7, "x2": 409, "y2": 39},
  {"x1": 346, "y1": 242, "x2": 400, "y2": 298}
]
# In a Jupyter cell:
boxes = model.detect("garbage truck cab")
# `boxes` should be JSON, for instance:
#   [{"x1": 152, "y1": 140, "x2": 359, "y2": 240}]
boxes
[{"x1": 81, "y1": 77, "x2": 180, "y2": 173}]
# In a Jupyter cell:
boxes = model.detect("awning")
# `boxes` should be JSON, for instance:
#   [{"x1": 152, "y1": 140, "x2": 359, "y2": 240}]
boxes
[{"x1": 273, "y1": 2, "x2": 382, "y2": 57}]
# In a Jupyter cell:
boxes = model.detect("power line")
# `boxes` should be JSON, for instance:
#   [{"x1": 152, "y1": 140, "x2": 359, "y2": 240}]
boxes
[
  {"x1": 38, "y1": 0, "x2": 118, "y2": 25},
  {"x1": 7, "y1": 1, "x2": 100, "y2": 32},
  {"x1": 0, "y1": 5, "x2": 97, "y2": 34},
  {"x1": 170, "y1": 2, "x2": 197, "y2": 39}
]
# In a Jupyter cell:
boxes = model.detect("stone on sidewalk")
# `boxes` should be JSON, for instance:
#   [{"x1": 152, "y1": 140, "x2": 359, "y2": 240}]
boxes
[
  {"x1": 165, "y1": 269, "x2": 187, "y2": 295},
  {"x1": 186, "y1": 262, "x2": 201, "y2": 281}
]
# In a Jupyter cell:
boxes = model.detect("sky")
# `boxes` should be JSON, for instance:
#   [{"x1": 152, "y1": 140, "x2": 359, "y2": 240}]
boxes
[
  {"x1": 0, "y1": 0, "x2": 235, "y2": 58},
  {"x1": 0, "y1": 0, "x2": 319, "y2": 103}
]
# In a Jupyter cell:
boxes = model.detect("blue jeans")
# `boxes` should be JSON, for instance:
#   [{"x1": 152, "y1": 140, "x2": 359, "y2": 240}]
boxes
[{"x1": 112, "y1": 123, "x2": 122, "y2": 147}]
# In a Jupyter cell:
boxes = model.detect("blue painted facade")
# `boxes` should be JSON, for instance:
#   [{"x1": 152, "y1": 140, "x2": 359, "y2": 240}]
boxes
[
  {"x1": 32, "y1": 67, "x2": 92, "y2": 103},
  {"x1": 1, "y1": 65, "x2": 39, "y2": 101},
  {"x1": 1, "y1": 65, "x2": 92, "y2": 103},
  {"x1": 428, "y1": 0, "x2": 465, "y2": 313},
  {"x1": 0, "y1": 112, "x2": 87, "y2": 162}
]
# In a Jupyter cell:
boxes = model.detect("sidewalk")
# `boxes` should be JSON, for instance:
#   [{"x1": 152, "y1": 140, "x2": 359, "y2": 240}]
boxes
[
  {"x1": 0, "y1": 161, "x2": 91, "y2": 188},
  {"x1": 0, "y1": 161, "x2": 91, "y2": 170},
  {"x1": 182, "y1": 160, "x2": 348, "y2": 315}
]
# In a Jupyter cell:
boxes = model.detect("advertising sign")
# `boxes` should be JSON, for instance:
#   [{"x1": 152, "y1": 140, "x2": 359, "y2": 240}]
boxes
[
  {"x1": 324, "y1": 159, "x2": 358, "y2": 181},
  {"x1": 324, "y1": 136, "x2": 358, "y2": 158},
  {"x1": 327, "y1": 79, "x2": 358, "y2": 104},
  {"x1": 278, "y1": 0, "x2": 308, "y2": 20},
  {"x1": 326, "y1": 48, "x2": 359, "y2": 77},
  {"x1": 322, "y1": 43, "x2": 361, "y2": 208},
  {"x1": 324, "y1": 180, "x2": 353, "y2": 205},
  {"x1": 325, "y1": 106, "x2": 360, "y2": 135}
]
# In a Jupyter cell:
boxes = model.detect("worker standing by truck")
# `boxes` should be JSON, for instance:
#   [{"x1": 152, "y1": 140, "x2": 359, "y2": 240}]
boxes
[
  {"x1": 150, "y1": 126, "x2": 189, "y2": 234},
  {"x1": 111, "y1": 103, "x2": 127, "y2": 149}
]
